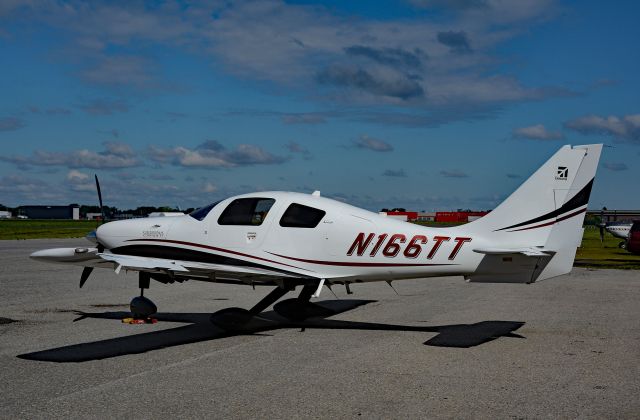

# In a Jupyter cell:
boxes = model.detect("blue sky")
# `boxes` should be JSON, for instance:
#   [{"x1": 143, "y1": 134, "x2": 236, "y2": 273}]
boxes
[{"x1": 1, "y1": 0, "x2": 638, "y2": 211}]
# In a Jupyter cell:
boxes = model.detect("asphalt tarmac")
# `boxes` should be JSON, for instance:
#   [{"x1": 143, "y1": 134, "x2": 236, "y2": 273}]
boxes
[{"x1": 1, "y1": 239, "x2": 639, "y2": 419}]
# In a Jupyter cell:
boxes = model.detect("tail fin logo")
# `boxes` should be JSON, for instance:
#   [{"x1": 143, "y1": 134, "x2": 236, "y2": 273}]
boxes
[{"x1": 556, "y1": 166, "x2": 568, "y2": 180}]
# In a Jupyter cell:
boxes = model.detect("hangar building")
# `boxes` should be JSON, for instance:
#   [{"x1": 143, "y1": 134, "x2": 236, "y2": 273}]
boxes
[{"x1": 18, "y1": 205, "x2": 80, "y2": 220}]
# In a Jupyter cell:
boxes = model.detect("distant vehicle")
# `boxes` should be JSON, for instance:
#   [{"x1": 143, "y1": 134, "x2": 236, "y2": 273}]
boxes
[
  {"x1": 0, "y1": 210, "x2": 11, "y2": 219},
  {"x1": 625, "y1": 221, "x2": 640, "y2": 255},
  {"x1": 17, "y1": 215, "x2": 28, "y2": 219}
]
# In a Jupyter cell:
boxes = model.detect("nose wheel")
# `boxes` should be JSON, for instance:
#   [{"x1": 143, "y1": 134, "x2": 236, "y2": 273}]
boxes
[{"x1": 129, "y1": 272, "x2": 157, "y2": 320}]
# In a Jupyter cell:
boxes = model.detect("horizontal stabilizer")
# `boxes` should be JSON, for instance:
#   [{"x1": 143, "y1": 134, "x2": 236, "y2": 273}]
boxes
[
  {"x1": 467, "y1": 253, "x2": 552, "y2": 284},
  {"x1": 473, "y1": 247, "x2": 555, "y2": 257}
]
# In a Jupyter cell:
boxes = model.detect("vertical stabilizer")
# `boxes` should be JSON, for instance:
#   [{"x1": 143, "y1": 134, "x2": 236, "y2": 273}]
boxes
[
  {"x1": 467, "y1": 144, "x2": 602, "y2": 283},
  {"x1": 467, "y1": 145, "x2": 595, "y2": 248},
  {"x1": 536, "y1": 144, "x2": 602, "y2": 280}
]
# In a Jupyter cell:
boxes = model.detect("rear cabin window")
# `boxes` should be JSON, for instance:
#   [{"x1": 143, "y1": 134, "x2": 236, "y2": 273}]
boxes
[
  {"x1": 279, "y1": 203, "x2": 326, "y2": 228},
  {"x1": 218, "y1": 198, "x2": 275, "y2": 226}
]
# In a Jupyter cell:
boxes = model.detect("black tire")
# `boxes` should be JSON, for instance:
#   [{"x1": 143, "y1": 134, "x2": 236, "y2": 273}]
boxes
[{"x1": 130, "y1": 296, "x2": 157, "y2": 319}]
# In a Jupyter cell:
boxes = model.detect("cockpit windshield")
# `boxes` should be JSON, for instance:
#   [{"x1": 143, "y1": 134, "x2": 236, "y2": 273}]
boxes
[{"x1": 189, "y1": 201, "x2": 221, "y2": 221}]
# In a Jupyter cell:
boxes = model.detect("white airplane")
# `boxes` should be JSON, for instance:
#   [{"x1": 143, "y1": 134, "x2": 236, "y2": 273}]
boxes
[
  {"x1": 31, "y1": 144, "x2": 602, "y2": 329},
  {"x1": 601, "y1": 221, "x2": 632, "y2": 249},
  {"x1": 605, "y1": 222, "x2": 632, "y2": 239}
]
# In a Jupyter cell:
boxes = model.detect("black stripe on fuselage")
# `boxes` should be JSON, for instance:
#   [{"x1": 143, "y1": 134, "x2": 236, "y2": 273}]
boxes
[
  {"x1": 495, "y1": 178, "x2": 594, "y2": 232},
  {"x1": 110, "y1": 244, "x2": 307, "y2": 277}
]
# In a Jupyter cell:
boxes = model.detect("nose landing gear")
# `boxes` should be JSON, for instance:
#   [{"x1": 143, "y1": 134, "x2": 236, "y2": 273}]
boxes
[{"x1": 127, "y1": 272, "x2": 157, "y2": 322}]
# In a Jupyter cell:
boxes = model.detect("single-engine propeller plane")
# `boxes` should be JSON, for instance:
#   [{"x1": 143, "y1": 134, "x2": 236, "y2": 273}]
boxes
[
  {"x1": 31, "y1": 144, "x2": 602, "y2": 329},
  {"x1": 602, "y1": 221, "x2": 633, "y2": 249}
]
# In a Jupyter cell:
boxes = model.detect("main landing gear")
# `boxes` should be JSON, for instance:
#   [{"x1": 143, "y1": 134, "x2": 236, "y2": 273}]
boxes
[
  {"x1": 210, "y1": 280, "x2": 330, "y2": 331},
  {"x1": 124, "y1": 276, "x2": 328, "y2": 329}
]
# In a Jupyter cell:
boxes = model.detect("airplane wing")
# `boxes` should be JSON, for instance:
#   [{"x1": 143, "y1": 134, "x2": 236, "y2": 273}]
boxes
[
  {"x1": 30, "y1": 247, "x2": 310, "y2": 285},
  {"x1": 98, "y1": 253, "x2": 190, "y2": 274}
]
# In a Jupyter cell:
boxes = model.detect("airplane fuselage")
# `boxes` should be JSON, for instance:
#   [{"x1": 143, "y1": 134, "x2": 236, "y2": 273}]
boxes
[{"x1": 97, "y1": 191, "x2": 488, "y2": 283}]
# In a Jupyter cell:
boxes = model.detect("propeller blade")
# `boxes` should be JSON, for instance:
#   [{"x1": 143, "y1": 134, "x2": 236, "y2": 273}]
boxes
[
  {"x1": 80, "y1": 267, "x2": 94, "y2": 288},
  {"x1": 94, "y1": 174, "x2": 104, "y2": 222},
  {"x1": 94, "y1": 174, "x2": 105, "y2": 222},
  {"x1": 95, "y1": 174, "x2": 103, "y2": 210}
]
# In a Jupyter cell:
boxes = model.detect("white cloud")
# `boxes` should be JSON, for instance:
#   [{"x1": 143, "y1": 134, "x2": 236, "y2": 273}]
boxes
[
  {"x1": 0, "y1": 142, "x2": 141, "y2": 169},
  {"x1": 4, "y1": 0, "x2": 567, "y2": 115},
  {"x1": 148, "y1": 141, "x2": 287, "y2": 168},
  {"x1": 0, "y1": 174, "x2": 62, "y2": 203},
  {"x1": 81, "y1": 55, "x2": 153, "y2": 87},
  {"x1": 513, "y1": 124, "x2": 564, "y2": 140},
  {"x1": 353, "y1": 135, "x2": 394, "y2": 152},
  {"x1": 202, "y1": 182, "x2": 217, "y2": 193},
  {"x1": 565, "y1": 114, "x2": 640, "y2": 143},
  {"x1": 66, "y1": 169, "x2": 89, "y2": 182}
]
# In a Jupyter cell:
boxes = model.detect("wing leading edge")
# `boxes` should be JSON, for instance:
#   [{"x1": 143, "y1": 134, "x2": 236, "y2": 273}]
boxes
[{"x1": 30, "y1": 247, "x2": 310, "y2": 285}]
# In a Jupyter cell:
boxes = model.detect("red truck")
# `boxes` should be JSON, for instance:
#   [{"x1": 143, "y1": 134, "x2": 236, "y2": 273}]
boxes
[{"x1": 626, "y1": 221, "x2": 640, "y2": 255}]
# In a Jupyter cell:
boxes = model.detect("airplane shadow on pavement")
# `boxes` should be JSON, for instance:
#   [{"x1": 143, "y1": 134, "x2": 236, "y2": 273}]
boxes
[{"x1": 17, "y1": 300, "x2": 525, "y2": 363}]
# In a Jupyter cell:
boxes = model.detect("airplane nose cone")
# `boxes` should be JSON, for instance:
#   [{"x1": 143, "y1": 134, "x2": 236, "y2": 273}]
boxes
[
  {"x1": 95, "y1": 221, "x2": 122, "y2": 248},
  {"x1": 95, "y1": 217, "x2": 178, "y2": 249}
]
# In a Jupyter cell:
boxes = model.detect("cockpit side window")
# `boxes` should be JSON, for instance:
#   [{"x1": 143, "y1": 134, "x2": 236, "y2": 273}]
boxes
[
  {"x1": 279, "y1": 203, "x2": 326, "y2": 228},
  {"x1": 218, "y1": 198, "x2": 275, "y2": 226},
  {"x1": 189, "y1": 201, "x2": 221, "y2": 221}
]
